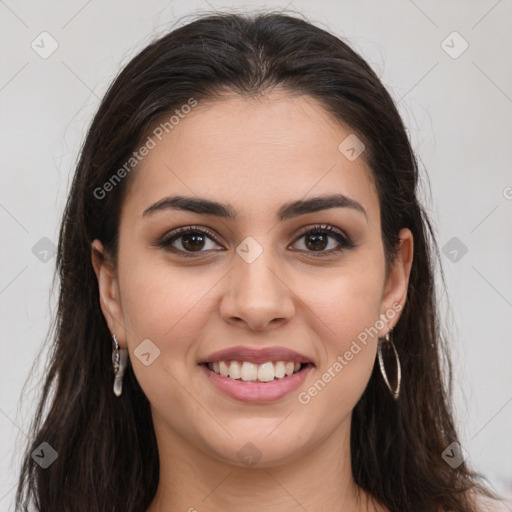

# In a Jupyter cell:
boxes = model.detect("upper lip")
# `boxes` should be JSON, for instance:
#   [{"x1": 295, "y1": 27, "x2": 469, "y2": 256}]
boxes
[{"x1": 199, "y1": 346, "x2": 314, "y2": 365}]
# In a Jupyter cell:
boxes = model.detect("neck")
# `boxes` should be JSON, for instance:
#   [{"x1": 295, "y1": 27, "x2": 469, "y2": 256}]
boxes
[{"x1": 147, "y1": 411, "x2": 386, "y2": 512}]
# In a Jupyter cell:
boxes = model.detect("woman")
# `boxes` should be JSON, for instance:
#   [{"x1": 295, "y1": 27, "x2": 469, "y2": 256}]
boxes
[{"x1": 15, "y1": 10, "x2": 502, "y2": 512}]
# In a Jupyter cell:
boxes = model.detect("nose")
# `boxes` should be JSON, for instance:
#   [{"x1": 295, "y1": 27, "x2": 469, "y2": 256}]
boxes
[{"x1": 220, "y1": 246, "x2": 295, "y2": 331}]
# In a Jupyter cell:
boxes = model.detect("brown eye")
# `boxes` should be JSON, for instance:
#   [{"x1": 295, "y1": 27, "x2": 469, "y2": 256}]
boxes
[
  {"x1": 179, "y1": 232, "x2": 208, "y2": 251},
  {"x1": 156, "y1": 226, "x2": 223, "y2": 257},
  {"x1": 303, "y1": 232, "x2": 330, "y2": 251},
  {"x1": 290, "y1": 225, "x2": 355, "y2": 255}
]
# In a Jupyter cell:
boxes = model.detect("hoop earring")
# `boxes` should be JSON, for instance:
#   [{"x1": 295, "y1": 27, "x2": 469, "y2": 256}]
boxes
[
  {"x1": 111, "y1": 333, "x2": 128, "y2": 397},
  {"x1": 377, "y1": 330, "x2": 401, "y2": 400}
]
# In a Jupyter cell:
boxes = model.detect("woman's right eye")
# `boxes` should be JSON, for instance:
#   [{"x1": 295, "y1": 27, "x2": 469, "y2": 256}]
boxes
[{"x1": 156, "y1": 226, "x2": 224, "y2": 257}]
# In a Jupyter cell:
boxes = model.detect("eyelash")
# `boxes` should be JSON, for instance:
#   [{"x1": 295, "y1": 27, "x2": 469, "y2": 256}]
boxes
[{"x1": 155, "y1": 224, "x2": 355, "y2": 258}]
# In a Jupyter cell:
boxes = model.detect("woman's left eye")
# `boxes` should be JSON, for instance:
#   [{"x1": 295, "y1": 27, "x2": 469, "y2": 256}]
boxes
[
  {"x1": 155, "y1": 224, "x2": 355, "y2": 258},
  {"x1": 291, "y1": 225, "x2": 355, "y2": 255}
]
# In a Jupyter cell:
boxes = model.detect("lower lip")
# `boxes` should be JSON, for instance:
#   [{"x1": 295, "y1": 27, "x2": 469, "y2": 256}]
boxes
[{"x1": 199, "y1": 364, "x2": 314, "y2": 403}]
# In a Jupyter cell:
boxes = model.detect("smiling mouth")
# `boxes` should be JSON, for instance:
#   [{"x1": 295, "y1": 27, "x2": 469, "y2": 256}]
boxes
[{"x1": 201, "y1": 360, "x2": 313, "y2": 383}]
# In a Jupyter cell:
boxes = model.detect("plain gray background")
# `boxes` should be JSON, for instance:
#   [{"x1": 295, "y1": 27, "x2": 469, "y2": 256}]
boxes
[{"x1": 1, "y1": 0, "x2": 511, "y2": 509}]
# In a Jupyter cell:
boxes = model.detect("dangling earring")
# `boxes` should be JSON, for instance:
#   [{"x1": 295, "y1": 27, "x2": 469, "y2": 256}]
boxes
[
  {"x1": 111, "y1": 333, "x2": 128, "y2": 397},
  {"x1": 377, "y1": 329, "x2": 401, "y2": 400}
]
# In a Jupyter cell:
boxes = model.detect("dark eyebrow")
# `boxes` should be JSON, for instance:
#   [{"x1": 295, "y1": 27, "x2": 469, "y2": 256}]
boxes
[{"x1": 142, "y1": 194, "x2": 367, "y2": 221}]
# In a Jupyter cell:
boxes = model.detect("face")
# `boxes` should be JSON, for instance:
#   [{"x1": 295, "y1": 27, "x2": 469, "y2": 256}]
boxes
[{"x1": 92, "y1": 90, "x2": 413, "y2": 468}]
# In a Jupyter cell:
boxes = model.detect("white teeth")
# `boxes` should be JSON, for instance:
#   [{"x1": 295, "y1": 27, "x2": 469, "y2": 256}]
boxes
[
  {"x1": 275, "y1": 361, "x2": 286, "y2": 378},
  {"x1": 240, "y1": 362, "x2": 258, "y2": 381},
  {"x1": 219, "y1": 361, "x2": 229, "y2": 377},
  {"x1": 228, "y1": 361, "x2": 241, "y2": 379},
  {"x1": 257, "y1": 362, "x2": 275, "y2": 382},
  {"x1": 207, "y1": 360, "x2": 304, "y2": 382}
]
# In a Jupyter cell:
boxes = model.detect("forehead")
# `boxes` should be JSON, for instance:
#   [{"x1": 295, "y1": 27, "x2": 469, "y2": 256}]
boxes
[{"x1": 121, "y1": 91, "x2": 379, "y2": 225}]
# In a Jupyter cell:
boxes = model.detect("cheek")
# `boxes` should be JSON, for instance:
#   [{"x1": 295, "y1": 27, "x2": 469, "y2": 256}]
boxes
[
  {"x1": 295, "y1": 280, "x2": 380, "y2": 426},
  {"x1": 117, "y1": 255, "x2": 214, "y2": 405},
  {"x1": 305, "y1": 250, "x2": 385, "y2": 345},
  {"x1": 298, "y1": 250, "x2": 384, "y2": 401},
  {"x1": 119, "y1": 255, "x2": 215, "y2": 338},
  {"x1": 314, "y1": 279, "x2": 381, "y2": 363}
]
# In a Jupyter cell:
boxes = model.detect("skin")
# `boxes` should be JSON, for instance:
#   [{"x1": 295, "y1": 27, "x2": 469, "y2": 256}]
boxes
[{"x1": 91, "y1": 90, "x2": 413, "y2": 512}]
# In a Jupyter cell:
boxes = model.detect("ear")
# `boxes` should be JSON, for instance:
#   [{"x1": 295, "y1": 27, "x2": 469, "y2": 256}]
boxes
[
  {"x1": 378, "y1": 228, "x2": 414, "y2": 336},
  {"x1": 91, "y1": 239, "x2": 127, "y2": 348}
]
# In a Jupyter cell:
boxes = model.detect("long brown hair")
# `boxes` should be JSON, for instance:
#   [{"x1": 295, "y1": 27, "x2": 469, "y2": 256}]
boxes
[{"x1": 16, "y1": 10, "x2": 497, "y2": 512}]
